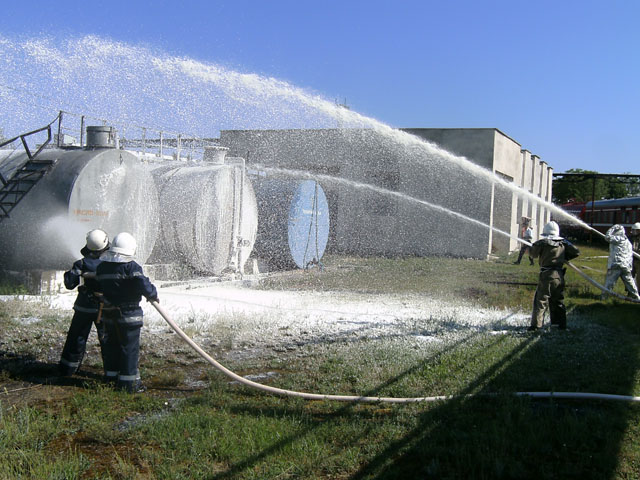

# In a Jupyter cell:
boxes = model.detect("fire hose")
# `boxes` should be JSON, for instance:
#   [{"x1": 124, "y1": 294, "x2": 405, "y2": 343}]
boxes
[
  {"x1": 517, "y1": 236, "x2": 640, "y2": 304},
  {"x1": 149, "y1": 300, "x2": 640, "y2": 403}
]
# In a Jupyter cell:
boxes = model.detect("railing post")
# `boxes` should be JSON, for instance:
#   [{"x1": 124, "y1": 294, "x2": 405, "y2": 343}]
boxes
[
  {"x1": 142, "y1": 127, "x2": 147, "y2": 154},
  {"x1": 80, "y1": 115, "x2": 85, "y2": 147},
  {"x1": 57, "y1": 111, "x2": 63, "y2": 147}
]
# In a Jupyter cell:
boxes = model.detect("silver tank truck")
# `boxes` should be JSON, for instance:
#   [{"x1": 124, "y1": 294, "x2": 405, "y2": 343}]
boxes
[
  {"x1": 0, "y1": 126, "x2": 159, "y2": 270},
  {"x1": 149, "y1": 146, "x2": 258, "y2": 275}
]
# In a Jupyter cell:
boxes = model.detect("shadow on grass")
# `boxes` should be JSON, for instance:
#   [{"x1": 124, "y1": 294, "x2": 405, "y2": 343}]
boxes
[
  {"x1": 206, "y1": 334, "x2": 480, "y2": 480},
  {"x1": 349, "y1": 321, "x2": 640, "y2": 479},
  {"x1": 204, "y1": 312, "x2": 640, "y2": 480},
  {"x1": 0, "y1": 349, "x2": 103, "y2": 387}
]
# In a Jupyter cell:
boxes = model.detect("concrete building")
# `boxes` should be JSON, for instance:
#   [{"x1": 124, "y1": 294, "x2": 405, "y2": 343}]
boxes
[{"x1": 220, "y1": 128, "x2": 552, "y2": 259}]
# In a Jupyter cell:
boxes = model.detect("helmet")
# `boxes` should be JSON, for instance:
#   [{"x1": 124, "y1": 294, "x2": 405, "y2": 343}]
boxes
[
  {"x1": 110, "y1": 232, "x2": 137, "y2": 256},
  {"x1": 85, "y1": 229, "x2": 109, "y2": 252},
  {"x1": 632, "y1": 222, "x2": 640, "y2": 231},
  {"x1": 542, "y1": 221, "x2": 560, "y2": 238}
]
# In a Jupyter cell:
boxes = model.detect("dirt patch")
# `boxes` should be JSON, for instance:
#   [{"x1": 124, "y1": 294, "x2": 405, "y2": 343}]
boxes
[{"x1": 46, "y1": 431, "x2": 158, "y2": 478}]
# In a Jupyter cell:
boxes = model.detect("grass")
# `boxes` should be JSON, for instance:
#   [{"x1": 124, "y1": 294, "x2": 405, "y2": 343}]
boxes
[{"x1": 2, "y1": 243, "x2": 640, "y2": 479}]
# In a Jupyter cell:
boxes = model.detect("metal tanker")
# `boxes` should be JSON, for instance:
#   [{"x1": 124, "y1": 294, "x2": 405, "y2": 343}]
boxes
[
  {"x1": 250, "y1": 174, "x2": 329, "y2": 269},
  {"x1": 149, "y1": 147, "x2": 258, "y2": 275},
  {"x1": 0, "y1": 126, "x2": 159, "y2": 270}
]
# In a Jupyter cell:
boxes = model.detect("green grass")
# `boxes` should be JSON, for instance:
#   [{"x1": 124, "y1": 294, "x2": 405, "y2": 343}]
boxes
[{"x1": 2, "y1": 245, "x2": 640, "y2": 479}]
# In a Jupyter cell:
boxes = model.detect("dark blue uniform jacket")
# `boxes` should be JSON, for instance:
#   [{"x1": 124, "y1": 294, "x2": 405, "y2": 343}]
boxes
[
  {"x1": 95, "y1": 261, "x2": 158, "y2": 318},
  {"x1": 64, "y1": 257, "x2": 103, "y2": 313}
]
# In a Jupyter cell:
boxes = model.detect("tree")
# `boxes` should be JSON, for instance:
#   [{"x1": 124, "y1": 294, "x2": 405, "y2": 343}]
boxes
[{"x1": 553, "y1": 168, "x2": 635, "y2": 204}]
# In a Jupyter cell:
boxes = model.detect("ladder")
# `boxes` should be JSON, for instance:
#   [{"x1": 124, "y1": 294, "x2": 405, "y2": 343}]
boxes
[{"x1": 0, "y1": 120, "x2": 58, "y2": 221}]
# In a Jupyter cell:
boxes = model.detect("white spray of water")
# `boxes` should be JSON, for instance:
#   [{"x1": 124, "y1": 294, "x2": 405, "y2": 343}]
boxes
[
  {"x1": 98, "y1": 165, "x2": 126, "y2": 190},
  {"x1": 0, "y1": 35, "x2": 587, "y2": 232},
  {"x1": 254, "y1": 164, "x2": 524, "y2": 246},
  {"x1": 41, "y1": 215, "x2": 87, "y2": 259},
  {"x1": 161, "y1": 55, "x2": 589, "y2": 230}
]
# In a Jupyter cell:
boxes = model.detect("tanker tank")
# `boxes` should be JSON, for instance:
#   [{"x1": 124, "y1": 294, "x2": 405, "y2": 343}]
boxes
[
  {"x1": 0, "y1": 126, "x2": 159, "y2": 271},
  {"x1": 149, "y1": 147, "x2": 258, "y2": 275},
  {"x1": 251, "y1": 174, "x2": 330, "y2": 269}
]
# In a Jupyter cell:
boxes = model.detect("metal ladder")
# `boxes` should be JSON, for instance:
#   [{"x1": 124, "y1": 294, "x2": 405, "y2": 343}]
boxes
[{"x1": 0, "y1": 120, "x2": 58, "y2": 221}]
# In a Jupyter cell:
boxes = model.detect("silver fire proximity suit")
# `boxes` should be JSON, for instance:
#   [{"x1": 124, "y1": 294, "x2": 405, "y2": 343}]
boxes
[{"x1": 602, "y1": 225, "x2": 640, "y2": 300}]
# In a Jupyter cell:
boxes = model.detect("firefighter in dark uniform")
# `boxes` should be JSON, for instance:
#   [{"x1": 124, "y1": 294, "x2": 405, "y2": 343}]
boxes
[
  {"x1": 529, "y1": 221, "x2": 580, "y2": 331},
  {"x1": 59, "y1": 229, "x2": 110, "y2": 376},
  {"x1": 95, "y1": 232, "x2": 158, "y2": 393}
]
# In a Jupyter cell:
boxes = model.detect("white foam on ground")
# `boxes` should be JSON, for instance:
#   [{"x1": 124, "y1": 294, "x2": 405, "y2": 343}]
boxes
[{"x1": 2, "y1": 281, "x2": 529, "y2": 351}]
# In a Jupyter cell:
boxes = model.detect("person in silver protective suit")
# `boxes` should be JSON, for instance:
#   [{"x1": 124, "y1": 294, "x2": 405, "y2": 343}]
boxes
[{"x1": 601, "y1": 224, "x2": 640, "y2": 300}]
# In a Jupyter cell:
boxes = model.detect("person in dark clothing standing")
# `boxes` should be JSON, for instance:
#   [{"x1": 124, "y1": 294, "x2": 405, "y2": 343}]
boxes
[
  {"x1": 529, "y1": 221, "x2": 580, "y2": 331},
  {"x1": 59, "y1": 229, "x2": 110, "y2": 376},
  {"x1": 514, "y1": 218, "x2": 534, "y2": 265},
  {"x1": 96, "y1": 232, "x2": 158, "y2": 393}
]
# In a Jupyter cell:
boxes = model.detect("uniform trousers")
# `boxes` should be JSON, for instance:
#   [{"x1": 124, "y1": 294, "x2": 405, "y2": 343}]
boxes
[
  {"x1": 102, "y1": 312, "x2": 143, "y2": 392},
  {"x1": 59, "y1": 309, "x2": 106, "y2": 376},
  {"x1": 603, "y1": 266, "x2": 640, "y2": 299},
  {"x1": 531, "y1": 269, "x2": 566, "y2": 329}
]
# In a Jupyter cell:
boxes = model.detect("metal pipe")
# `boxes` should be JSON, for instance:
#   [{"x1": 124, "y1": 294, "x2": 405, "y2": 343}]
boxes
[{"x1": 80, "y1": 116, "x2": 85, "y2": 147}]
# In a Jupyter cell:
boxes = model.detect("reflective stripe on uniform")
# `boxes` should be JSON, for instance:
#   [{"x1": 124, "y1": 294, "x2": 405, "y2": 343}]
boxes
[
  {"x1": 60, "y1": 358, "x2": 80, "y2": 368},
  {"x1": 96, "y1": 272, "x2": 143, "y2": 280},
  {"x1": 118, "y1": 316, "x2": 143, "y2": 325},
  {"x1": 118, "y1": 373, "x2": 140, "y2": 381},
  {"x1": 105, "y1": 371, "x2": 119, "y2": 378},
  {"x1": 73, "y1": 305, "x2": 99, "y2": 313}
]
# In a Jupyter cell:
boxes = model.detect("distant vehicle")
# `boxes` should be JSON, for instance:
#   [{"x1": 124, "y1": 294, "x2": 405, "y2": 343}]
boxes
[{"x1": 555, "y1": 197, "x2": 640, "y2": 239}]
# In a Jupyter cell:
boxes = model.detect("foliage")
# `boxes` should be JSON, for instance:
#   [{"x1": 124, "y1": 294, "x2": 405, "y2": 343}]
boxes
[{"x1": 553, "y1": 168, "x2": 639, "y2": 204}]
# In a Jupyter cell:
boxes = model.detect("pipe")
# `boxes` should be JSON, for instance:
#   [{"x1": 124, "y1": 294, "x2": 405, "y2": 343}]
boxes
[{"x1": 150, "y1": 301, "x2": 640, "y2": 403}]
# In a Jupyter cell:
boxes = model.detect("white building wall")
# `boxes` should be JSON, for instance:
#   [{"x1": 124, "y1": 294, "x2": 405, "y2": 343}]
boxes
[
  {"x1": 491, "y1": 131, "x2": 523, "y2": 253},
  {"x1": 518, "y1": 149, "x2": 532, "y2": 243},
  {"x1": 538, "y1": 161, "x2": 549, "y2": 234},
  {"x1": 530, "y1": 155, "x2": 542, "y2": 239},
  {"x1": 545, "y1": 165, "x2": 554, "y2": 225}
]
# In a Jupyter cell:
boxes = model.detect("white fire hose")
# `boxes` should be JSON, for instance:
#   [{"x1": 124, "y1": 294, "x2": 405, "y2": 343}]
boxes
[
  {"x1": 150, "y1": 301, "x2": 640, "y2": 403},
  {"x1": 518, "y1": 236, "x2": 640, "y2": 304}
]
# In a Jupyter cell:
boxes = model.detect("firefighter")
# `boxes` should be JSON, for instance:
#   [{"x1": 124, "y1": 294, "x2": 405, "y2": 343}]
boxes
[
  {"x1": 513, "y1": 218, "x2": 534, "y2": 265},
  {"x1": 630, "y1": 222, "x2": 640, "y2": 286},
  {"x1": 529, "y1": 221, "x2": 580, "y2": 331},
  {"x1": 59, "y1": 229, "x2": 110, "y2": 376},
  {"x1": 602, "y1": 224, "x2": 640, "y2": 300},
  {"x1": 95, "y1": 232, "x2": 158, "y2": 393}
]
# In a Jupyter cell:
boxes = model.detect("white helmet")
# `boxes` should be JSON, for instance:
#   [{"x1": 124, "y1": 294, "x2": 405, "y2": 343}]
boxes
[
  {"x1": 85, "y1": 229, "x2": 109, "y2": 252},
  {"x1": 632, "y1": 222, "x2": 640, "y2": 231},
  {"x1": 542, "y1": 221, "x2": 561, "y2": 239},
  {"x1": 110, "y1": 232, "x2": 137, "y2": 256}
]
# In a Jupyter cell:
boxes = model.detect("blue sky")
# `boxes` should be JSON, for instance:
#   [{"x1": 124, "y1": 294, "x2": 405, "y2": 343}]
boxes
[{"x1": 0, "y1": 0, "x2": 638, "y2": 174}]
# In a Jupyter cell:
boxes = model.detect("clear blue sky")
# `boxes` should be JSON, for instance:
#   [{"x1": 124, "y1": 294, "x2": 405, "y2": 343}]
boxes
[{"x1": 0, "y1": 0, "x2": 638, "y2": 174}]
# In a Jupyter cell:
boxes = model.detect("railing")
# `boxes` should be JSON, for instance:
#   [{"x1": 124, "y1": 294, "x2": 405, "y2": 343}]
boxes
[{"x1": 53, "y1": 110, "x2": 220, "y2": 162}]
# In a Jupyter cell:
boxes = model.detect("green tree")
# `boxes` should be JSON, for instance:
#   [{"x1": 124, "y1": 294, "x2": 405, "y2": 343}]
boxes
[{"x1": 553, "y1": 168, "x2": 635, "y2": 203}]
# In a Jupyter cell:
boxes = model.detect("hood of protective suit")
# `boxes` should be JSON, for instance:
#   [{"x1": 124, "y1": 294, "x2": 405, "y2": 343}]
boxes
[{"x1": 100, "y1": 251, "x2": 135, "y2": 264}]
